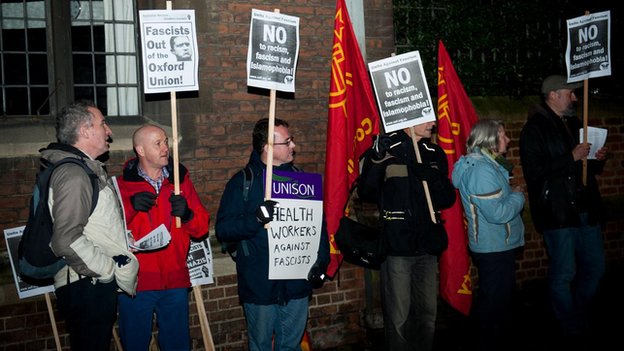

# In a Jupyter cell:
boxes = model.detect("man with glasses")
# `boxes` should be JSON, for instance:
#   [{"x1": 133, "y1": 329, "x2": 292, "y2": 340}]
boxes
[{"x1": 216, "y1": 118, "x2": 329, "y2": 351}]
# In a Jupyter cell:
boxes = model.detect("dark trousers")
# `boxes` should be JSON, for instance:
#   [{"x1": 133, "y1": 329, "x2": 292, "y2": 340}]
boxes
[
  {"x1": 470, "y1": 249, "x2": 517, "y2": 351},
  {"x1": 56, "y1": 278, "x2": 118, "y2": 351}
]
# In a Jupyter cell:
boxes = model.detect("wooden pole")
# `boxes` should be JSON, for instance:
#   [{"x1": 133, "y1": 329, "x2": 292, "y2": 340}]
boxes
[
  {"x1": 193, "y1": 286, "x2": 215, "y2": 351},
  {"x1": 263, "y1": 8, "x2": 281, "y2": 229},
  {"x1": 44, "y1": 293, "x2": 62, "y2": 351},
  {"x1": 582, "y1": 10, "x2": 590, "y2": 186},
  {"x1": 112, "y1": 326, "x2": 123, "y2": 350},
  {"x1": 163, "y1": 4, "x2": 212, "y2": 351},
  {"x1": 165, "y1": 1, "x2": 182, "y2": 228},
  {"x1": 408, "y1": 127, "x2": 437, "y2": 224}
]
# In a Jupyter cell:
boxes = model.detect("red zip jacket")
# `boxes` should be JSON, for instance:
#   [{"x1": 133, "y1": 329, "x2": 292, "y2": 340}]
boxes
[{"x1": 117, "y1": 158, "x2": 210, "y2": 291}]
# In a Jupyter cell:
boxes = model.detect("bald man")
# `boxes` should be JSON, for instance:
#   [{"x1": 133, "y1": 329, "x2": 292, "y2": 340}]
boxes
[{"x1": 116, "y1": 124, "x2": 210, "y2": 350}]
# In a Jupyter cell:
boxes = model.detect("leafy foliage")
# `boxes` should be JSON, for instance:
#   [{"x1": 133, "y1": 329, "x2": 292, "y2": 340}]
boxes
[{"x1": 393, "y1": 0, "x2": 621, "y2": 98}]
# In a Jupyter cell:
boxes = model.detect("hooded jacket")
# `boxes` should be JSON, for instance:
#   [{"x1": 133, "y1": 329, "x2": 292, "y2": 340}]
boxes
[
  {"x1": 116, "y1": 158, "x2": 210, "y2": 291},
  {"x1": 357, "y1": 131, "x2": 456, "y2": 256},
  {"x1": 44, "y1": 143, "x2": 138, "y2": 295},
  {"x1": 519, "y1": 102, "x2": 605, "y2": 232},
  {"x1": 452, "y1": 148, "x2": 525, "y2": 253},
  {"x1": 215, "y1": 150, "x2": 330, "y2": 305}
]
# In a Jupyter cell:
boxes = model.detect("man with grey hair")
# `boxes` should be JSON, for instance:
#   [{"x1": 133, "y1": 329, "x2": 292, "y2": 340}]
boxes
[
  {"x1": 520, "y1": 75, "x2": 609, "y2": 346},
  {"x1": 42, "y1": 101, "x2": 138, "y2": 351}
]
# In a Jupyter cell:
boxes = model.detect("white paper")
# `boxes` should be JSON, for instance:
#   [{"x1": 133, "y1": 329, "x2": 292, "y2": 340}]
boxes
[
  {"x1": 129, "y1": 223, "x2": 171, "y2": 251},
  {"x1": 3, "y1": 226, "x2": 55, "y2": 299},
  {"x1": 579, "y1": 127, "x2": 608, "y2": 159},
  {"x1": 188, "y1": 239, "x2": 214, "y2": 286}
]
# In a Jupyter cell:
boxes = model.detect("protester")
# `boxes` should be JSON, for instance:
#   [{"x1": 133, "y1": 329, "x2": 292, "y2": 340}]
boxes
[
  {"x1": 357, "y1": 122, "x2": 456, "y2": 351},
  {"x1": 452, "y1": 119, "x2": 525, "y2": 351},
  {"x1": 116, "y1": 124, "x2": 210, "y2": 350},
  {"x1": 45, "y1": 101, "x2": 138, "y2": 351},
  {"x1": 215, "y1": 118, "x2": 329, "y2": 351},
  {"x1": 520, "y1": 75, "x2": 609, "y2": 345}
]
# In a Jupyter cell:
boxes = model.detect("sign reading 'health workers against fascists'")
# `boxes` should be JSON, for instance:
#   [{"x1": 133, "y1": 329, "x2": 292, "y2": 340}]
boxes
[
  {"x1": 566, "y1": 10, "x2": 611, "y2": 83},
  {"x1": 265, "y1": 170, "x2": 323, "y2": 280},
  {"x1": 247, "y1": 9, "x2": 300, "y2": 93},
  {"x1": 368, "y1": 51, "x2": 435, "y2": 133},
  {"x1": 139, "y1": 9, "x2": 199, "y2": 93}
]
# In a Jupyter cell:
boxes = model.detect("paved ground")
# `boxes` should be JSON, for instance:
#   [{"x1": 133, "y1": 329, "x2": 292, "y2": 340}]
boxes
[{"x1": 325, "y1": 261, "x2": 624, "y2": 351}]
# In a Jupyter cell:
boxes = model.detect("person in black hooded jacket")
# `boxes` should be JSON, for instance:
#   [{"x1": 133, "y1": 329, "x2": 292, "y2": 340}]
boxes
[{"x1": 357, "y1": 121, "x2": 456, "y2": 351}]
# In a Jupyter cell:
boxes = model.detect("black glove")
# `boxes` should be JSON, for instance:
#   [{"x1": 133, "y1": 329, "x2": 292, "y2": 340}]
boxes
[
  {"x1": 256, "y1": 200, "x2": 279, "y2": 224},
  {"x1": 170, "y1": 194, "x2": 193, "y2": 222},
  {"x1": 307, "y1": 263, "x2": 327, "y2": 289},
  {"x1": 130, "y1": 191, "x2": 157, "y2": 212},
  {"x1": 413, "y1": 163, "x2": 439, "y2": 182},
  {"x1": 372, "y1": 134, "x2": 392, "y2": 159},
  {"x1": 112, "y1": 255, "x2": 130, "y2": 268}
]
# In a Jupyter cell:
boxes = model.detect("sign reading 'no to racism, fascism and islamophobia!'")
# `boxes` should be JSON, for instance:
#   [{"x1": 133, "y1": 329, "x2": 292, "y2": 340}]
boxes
[
  {"x1": 566, "y1": 10, "x2": 611, "y2": 83},
  {"x1": 139, "y1": 9, "x2": 199, "y2": 94},
  {"x1": 247, "y1": 9, "x2": 300, "y2": 93},
  {"x1": 368, "y1": 51, "x2": 435, "y2": 133}
]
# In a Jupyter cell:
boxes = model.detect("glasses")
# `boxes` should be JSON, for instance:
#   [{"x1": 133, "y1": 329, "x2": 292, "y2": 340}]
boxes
[{"x1": 274, "y1": 137, "x2": 294, "y2": 146}]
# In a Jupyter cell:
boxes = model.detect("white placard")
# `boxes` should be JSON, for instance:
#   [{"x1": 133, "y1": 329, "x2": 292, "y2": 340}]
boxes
[
  {"x1": 246, "y1": 9, "x2": 300, "y2": 92},
  {"x1": 139, "y1": 9, "x2": 199, "y2": 93},
  {"x1": 3, "y1": 226, "x2": 55, "y2": 299},
  {"x1": 565, "y1": 11, "x2": 611, "y2": 82},
  {"x1": 368, "y1": 51, "x2": 435, "y2": 133}
]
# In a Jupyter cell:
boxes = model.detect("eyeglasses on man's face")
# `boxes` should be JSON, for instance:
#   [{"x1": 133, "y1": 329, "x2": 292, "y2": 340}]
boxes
[{"x1": 274, "y1": 137, "x2": 294, "y2": 146}]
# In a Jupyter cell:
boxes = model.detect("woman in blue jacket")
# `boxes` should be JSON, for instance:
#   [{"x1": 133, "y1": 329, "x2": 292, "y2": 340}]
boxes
[{"x1": 452, "y1": 119, "x2": 525, "y2": 351}]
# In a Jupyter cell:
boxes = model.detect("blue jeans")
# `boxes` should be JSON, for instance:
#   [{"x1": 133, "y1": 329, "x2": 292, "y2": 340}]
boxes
[
  {"x1": 543, "y1": 214, "x2": 605, "y2": 336},
  {"x1": 380, "y1": 254, "x2": 438, "y2": 351},
  {"x1": 118, "y1": 288, "x2": 190, "y2": 351},
  {"x1": 244, "y1": 297, "x2": 308, "y2": 351}
]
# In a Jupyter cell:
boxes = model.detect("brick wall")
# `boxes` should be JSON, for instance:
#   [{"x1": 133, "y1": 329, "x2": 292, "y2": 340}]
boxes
[{"x1": 1, "y1": 1, "x2": 623, "y2": 350}]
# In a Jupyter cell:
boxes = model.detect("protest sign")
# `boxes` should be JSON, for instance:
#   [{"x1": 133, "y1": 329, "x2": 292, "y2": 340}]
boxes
[
  {"x1": 246, "y1": 9, "x2": 300, "y2": 93},
  {"x1": 368, "y1": 51, "x2": 435, "y2": 133},
  {"x1": 266, "y1": 171, "x2": 323, "y2": 280},
  {"x1": 3, "y1": 226, "x2": 55, "y2": 299},
  {"x1": 566, "y1": 10, "x2": 611, "y2": 82},
  {"x1": 188, "y1": 239, "x2": 214, "y2": 286},
  {"x1": 139, "y1": 9, "x2": 199, "y2": 93}
]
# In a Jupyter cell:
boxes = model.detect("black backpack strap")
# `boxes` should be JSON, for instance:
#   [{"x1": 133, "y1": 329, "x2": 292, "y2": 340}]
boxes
[{"x1": 242, "y1": 165, "x2": 253, "y2": 202}]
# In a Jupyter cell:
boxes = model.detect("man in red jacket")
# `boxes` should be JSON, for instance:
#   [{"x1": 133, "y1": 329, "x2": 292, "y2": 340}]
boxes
[{"x1": 116, "y1": 124, "x2": 210, "y2": 350}]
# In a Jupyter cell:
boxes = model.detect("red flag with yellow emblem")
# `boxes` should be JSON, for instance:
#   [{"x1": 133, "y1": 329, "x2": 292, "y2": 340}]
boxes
[
  {"x1": 436, "y1": 40, "x2": 477, "y2": 315},
  {"x1": 324, "y1": 0, "x2": 380, "y2": 278}
]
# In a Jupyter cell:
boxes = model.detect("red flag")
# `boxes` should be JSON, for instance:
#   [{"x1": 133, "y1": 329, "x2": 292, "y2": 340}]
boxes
[
  {"x1": 436, "y1": 40, "x2": 477, "y2": 315},
  {"x1": 324, "y1": 0, "x2": 380, "y2": 278}
]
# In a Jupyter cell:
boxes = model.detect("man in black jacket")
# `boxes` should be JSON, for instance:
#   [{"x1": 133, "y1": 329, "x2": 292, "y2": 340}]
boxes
[
  {"x1": 358, "y1": 122, "x2": 456, "y2": 351},
  {"x1": 519, "y1": 75, "x2": 609, "y2": 343}
]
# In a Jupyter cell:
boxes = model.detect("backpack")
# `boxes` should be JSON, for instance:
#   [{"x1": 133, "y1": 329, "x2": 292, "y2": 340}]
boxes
[
  {"x1": 219, "y1": 165, "x2": 302, "y2": 261},
  {"x1": 17, "y1": 157, "x2": 99, "y2": 285},
  {"x1": 220, "y1": 166, "x2": 253, "y2": 261}
]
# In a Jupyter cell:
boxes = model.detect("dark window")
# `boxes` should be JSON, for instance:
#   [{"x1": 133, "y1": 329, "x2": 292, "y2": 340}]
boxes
[{"x1": 0, "y1": 0, "x2": 140, "y2": 117}]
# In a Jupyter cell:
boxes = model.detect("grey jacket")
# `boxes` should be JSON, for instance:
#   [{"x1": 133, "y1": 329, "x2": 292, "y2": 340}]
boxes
[{"x1": 42, "y1": 144, "x2": 138, "y2": 294}]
